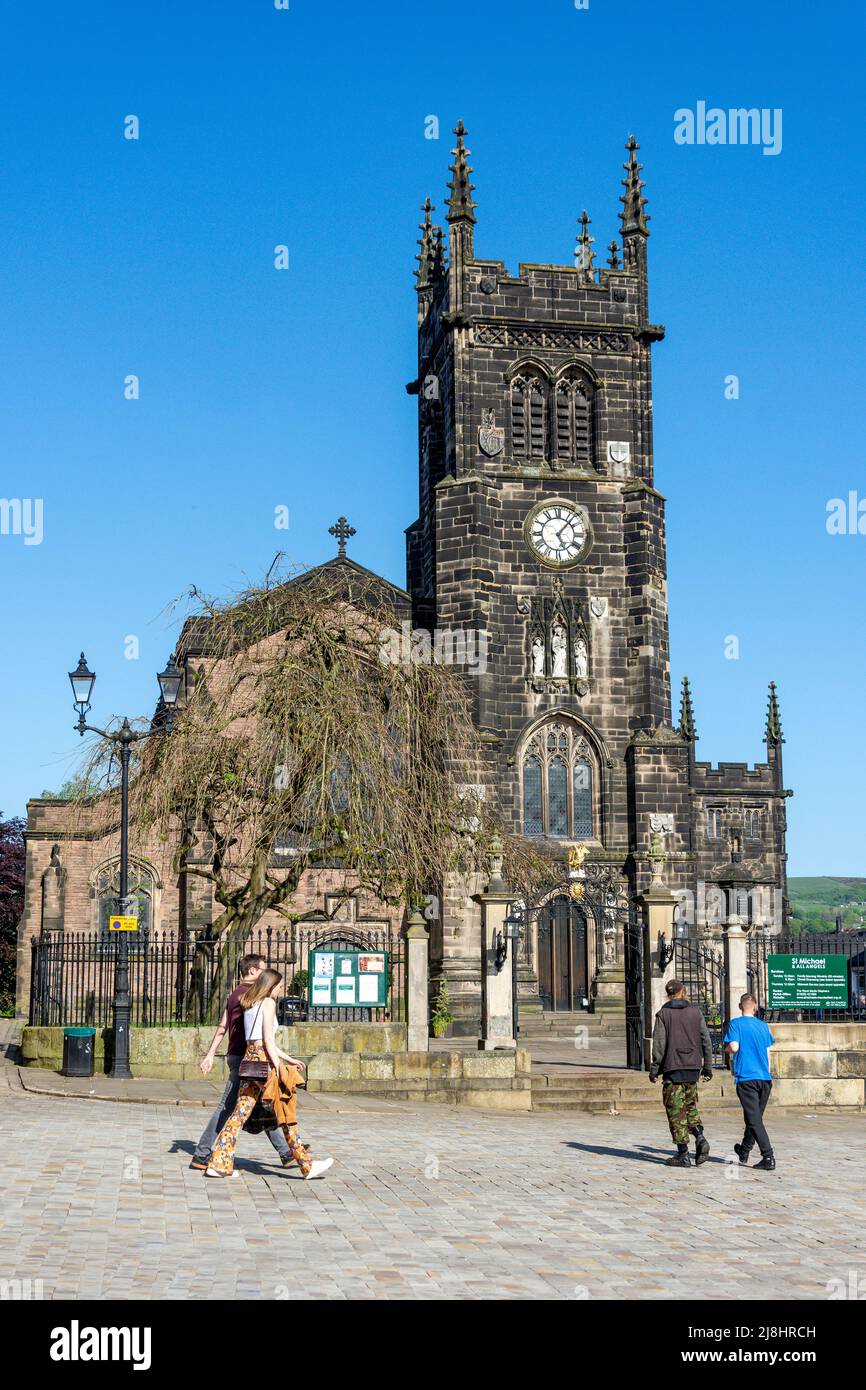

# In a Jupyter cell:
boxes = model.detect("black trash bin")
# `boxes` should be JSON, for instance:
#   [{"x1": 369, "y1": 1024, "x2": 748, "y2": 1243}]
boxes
[{"x1": 62, "y1": 1027, "x2": 96, "y2": 1077}]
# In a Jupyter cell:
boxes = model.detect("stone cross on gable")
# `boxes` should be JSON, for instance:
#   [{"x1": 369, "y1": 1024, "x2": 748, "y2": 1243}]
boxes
[{"x1": 328, "y1": 516, "x2": 356, "y2": 557}]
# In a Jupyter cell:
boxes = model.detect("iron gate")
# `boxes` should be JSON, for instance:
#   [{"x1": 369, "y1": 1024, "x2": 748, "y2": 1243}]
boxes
[
  {"x1": 623, "y1": 910, "x2": 644, "y2": 1070},
  {"x1": 673, "y1": 938, "x2": 728, "y2": 1064}
]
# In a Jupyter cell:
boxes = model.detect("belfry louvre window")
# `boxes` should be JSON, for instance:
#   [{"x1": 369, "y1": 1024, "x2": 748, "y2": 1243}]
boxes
[
  {"x1": 521, "y1": 721, "x2": 596, "y2": 840},
  {"x1": 511, "y1": 376, "x2": 547, "y2": 460},
  {"x1": 707, "y1": 808, "x2": 723, "y2": 839},
  {"x1": 744, "y1": 808, "x2": 761, "y2": 838},
  {"x1": 554, "y1": 378, "x2": 593, "y2": 466}
]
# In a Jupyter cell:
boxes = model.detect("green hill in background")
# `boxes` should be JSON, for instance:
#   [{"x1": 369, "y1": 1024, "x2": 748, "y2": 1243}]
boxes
[{"x1": 788, "y1": 877, "x2": 866, "y2": 932}]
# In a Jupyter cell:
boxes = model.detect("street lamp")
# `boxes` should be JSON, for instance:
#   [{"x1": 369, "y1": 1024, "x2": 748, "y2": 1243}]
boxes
[
  {"x1": 68, "y1": 652, "x2": 182, "y2": 1078},
  {"x1": 505, "y1": 901, "x2": 525, "y2": 1045}
]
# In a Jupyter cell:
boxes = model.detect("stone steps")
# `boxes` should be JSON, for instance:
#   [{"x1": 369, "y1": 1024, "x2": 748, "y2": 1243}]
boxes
[
  {"x1": 530, "y1": 1070, "x2": 740, "y2": 1113},
  {"x1": 519, "y1": 1012, "x2": 625, "y2": 1040}
]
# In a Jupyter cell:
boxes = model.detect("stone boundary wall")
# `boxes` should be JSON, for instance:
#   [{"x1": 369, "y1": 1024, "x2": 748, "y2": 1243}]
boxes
[
  {"x1": 769, "y1": 1023, "x2": 866, "y2": 1108},
  {"x1": 306, "y1": 1048, "x2": 531, "y2": 1110},
  {"x1": 20, "y1": 1023, "x2": 531, "y2": 1110},
  {"x1": 21, "y1": 1023, "x2": 408, "y2": 1078}
]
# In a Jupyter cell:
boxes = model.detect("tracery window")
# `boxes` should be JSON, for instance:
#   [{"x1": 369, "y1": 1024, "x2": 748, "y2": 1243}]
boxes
[
  {"x1": 94, "y1": 860, "x2": 155, "y2": 949},
  {"x1": 521, "y1": 721, "x2": 597, "y2": 840}
]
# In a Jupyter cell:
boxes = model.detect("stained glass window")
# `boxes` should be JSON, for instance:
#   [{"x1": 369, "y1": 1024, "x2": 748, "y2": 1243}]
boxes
[
  {"x1": 573, "y1": 759, "x2": 593, "y2": 838},
  {"x1": 548, "y1": 757, "x2": 568, "y2": 837},
  {"x1": 523, "y1": 756, "x2": 543, "y2": 836},
  {"x1": 521, "y1": 722, "x2": 596, "y2": 840}
]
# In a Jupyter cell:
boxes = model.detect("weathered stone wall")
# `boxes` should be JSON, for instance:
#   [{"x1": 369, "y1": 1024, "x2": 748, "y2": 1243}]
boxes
[
  {"x1": 769, "y1": 1022, "x2": 866, "y2": 1108},
  {"x1": 21, "y1": 1022, "x2": 409, "y2": 1077},
  {"x1": 20, "y1": 1023, "x2": 531, "y2": 1109}
]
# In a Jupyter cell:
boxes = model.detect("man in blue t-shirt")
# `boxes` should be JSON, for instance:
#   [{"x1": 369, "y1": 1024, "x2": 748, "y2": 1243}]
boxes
[{"x1": 724, "y1": 993, "x2": 776, "y2": 1171}]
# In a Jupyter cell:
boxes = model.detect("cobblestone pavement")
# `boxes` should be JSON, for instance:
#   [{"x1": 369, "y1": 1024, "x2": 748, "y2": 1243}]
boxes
[{"x1": 1, "y1": 1075, "x2": 864, "y2": 1301}]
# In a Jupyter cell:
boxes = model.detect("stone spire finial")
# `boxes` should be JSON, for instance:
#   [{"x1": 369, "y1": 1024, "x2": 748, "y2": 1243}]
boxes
[
  {"x1": 607, "y1": 240, "x2": 621, "y2": 269},
  {"x1": 619, "y1": 134, "x2": 650, "y2": 238},
  {"x1": 415, "y1": 197, "x2": 437, "y2": 288},
  {"x1": 446, "y1": 120, "x2": 477, "y2": 224},
  {"x1": 574, "y1": 210, "x2": 596, "y2": 275},
  {"x1": 765, "y1": 681, "x2": 783, "y2": 744},
  {"x1": 679, "y1": 676, "x2": 698, "y2": 742},
  {"x1": 328, "y1": 516, "x2": 356, "y2": 557}
]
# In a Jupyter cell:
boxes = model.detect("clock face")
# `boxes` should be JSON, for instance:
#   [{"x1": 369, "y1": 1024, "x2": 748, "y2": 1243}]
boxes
[{"x1": 525, "y1": 500, "x2": 589, "y2": 567}]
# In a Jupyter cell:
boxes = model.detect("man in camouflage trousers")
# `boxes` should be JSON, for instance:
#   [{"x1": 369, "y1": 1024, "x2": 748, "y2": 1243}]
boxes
[{"x1": 649, "y1": 978, "x2": 715, "y2": 1167}]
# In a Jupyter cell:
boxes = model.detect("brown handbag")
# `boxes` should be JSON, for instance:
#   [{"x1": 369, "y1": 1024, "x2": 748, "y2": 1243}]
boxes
[
  {"x1": 238, "y1": 1059, "x2": 270, "y2": 1081},
  {"x1": 237, "y1": 1004, "x2": 271, "y2": 1081}
]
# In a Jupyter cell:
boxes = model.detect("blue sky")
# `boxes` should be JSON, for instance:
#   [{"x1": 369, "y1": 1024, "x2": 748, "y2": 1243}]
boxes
[{"x1": 0, "y1": 1, "x2": 863, "y2": 874}]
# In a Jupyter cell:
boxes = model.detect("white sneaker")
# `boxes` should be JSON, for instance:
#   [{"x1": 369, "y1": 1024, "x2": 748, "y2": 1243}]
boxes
[
  {"x1": 205, "y1": 1166, "x2": 239, "y2": 1178},
  {"x1": 304, "y1": 1157, "x2": 334, "y2": 1180}
]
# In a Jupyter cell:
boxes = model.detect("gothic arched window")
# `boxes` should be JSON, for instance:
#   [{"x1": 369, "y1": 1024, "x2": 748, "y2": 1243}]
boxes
[
  {"x1": 554, "y1": 373, "x2": 595, "y2": 467},
  {"x1": 511, "y1": 374, "x2": 547, "y2": 460},
  {"x1": 520, "y1": 721, "x2": 598, "y2": 840},
  {"x1": 94, "y1": 860, "x2": 155, "y2": 949}
]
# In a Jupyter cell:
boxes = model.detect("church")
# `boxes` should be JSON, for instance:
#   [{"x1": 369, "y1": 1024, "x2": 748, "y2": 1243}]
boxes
[{"x1": 16, "y1": 127, "x2": 791, "y2": 1038}]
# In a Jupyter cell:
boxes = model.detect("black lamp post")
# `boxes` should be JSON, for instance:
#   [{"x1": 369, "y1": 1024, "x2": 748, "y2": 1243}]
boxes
[
  {"x1": 505, "y1": 902, "x2": 524, "y2": 1045},
  {"x1": 68, "y1": 652, "x2": 182, "y2": 1078}
]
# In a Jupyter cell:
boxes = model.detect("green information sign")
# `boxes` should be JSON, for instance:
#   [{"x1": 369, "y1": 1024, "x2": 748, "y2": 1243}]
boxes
[
  {"x1": 308, "y1": 948, "x2": 388, "y2": 1010},
  {"x1": 767, "y1": 954, "x2": 849, "y2": 1009}
]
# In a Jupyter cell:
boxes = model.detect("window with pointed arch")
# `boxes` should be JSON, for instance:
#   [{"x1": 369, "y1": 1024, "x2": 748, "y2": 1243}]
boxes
[
  {"x1": 511, "y1": 374, "x2": 548, "y2": 460},
  {"x1": 554, "y1": 371, "x2": 595, "y2": 467},
  {"x1": 521, "y1": 720, "x2": 597, "y2": 840},
  {"x1": 93, "y1": 860, "x2": 156, "y2": 951}
]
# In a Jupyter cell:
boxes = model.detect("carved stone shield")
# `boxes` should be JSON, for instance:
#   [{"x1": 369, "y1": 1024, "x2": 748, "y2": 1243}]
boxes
[
  {"x1": 479, "y1": 410, "x2": 505, "y2": 456},
  {"x1": 590, "y1": 597, "x2": 607, "y2": 619},
  {"x1": 608, "y1": 440, "x2": 631, "y2": 465}
]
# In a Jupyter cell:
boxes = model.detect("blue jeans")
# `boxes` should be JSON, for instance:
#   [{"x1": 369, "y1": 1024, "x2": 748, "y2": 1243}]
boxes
[{"x1": 193, "y1": 1055, "x2": 290, "y2": 1163}]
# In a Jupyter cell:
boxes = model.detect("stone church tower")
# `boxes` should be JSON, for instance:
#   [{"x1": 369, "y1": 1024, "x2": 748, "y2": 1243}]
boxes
[{"x1": 406, "y1": 126, "x2": 790, "y2": 1033}]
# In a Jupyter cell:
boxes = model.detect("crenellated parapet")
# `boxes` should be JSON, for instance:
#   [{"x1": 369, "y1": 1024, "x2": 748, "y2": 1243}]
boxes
[{"x1": 691, "y1": 760, "x2": 780, "y2": 791}]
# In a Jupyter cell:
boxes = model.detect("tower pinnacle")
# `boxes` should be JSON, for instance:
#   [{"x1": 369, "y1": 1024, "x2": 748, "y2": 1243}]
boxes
[
  {"x1": 679, "y1": 676, "x2": 698, "y2": 743},
  {"x1": 446, "y1": 120, "x2": 477, "y2": 225},
  {"x1": 765, "y1": 682, "x2": 783, "y2": 744},
  {"x1": 619, "y1": 134, "x2": 650, "y2": 238},
  {"x1": 415, "y1": 197, "x2": 436, "y2": 289},
  {"x1": 575, "y1": 210, "x2": 596, "y2": 278}
]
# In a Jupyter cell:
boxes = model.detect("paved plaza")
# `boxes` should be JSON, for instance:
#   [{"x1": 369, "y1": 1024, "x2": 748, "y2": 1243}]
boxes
[{"x1": 1, "y1": 1063, "x2": 865, "y2": 1301}]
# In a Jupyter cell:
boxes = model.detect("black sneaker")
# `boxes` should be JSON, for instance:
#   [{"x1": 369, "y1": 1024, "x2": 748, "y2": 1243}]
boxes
[
  {"x1": 665, "y1": 1152, "x2": 691, "y2": 1167},
  {"x1": 753, "y1": 1156, "x2": 776, "y2": 1171},
  {"x1": 189, "y1": 1158, "x2": 209, "y2": 1172},
  {"x1": 733, "y1": 1143, "x2": 750, "y2": 1166},
  {"x1": 694, "y1": 1134, "x2": 710, "y2": 1166}
]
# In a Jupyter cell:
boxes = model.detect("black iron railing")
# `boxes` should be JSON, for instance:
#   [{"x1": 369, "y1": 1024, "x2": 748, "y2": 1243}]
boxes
[
  {"x1": 673, "y1": 938, "x2": 728, "y2": 1064},
  {"x1": 29, "y1": 923, "x2": 406, "y2": 1028},
  {"x1": 747, "y1": 932, "x2": 866, "y2": 1023}
]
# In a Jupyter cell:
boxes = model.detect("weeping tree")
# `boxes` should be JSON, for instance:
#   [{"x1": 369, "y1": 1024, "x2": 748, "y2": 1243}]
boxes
[{"x1": 68, "y1": 563, "x2": 546, "y2": 1016}]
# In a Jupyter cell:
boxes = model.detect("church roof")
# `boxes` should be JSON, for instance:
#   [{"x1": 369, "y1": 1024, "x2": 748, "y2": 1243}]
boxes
[{"x1": 176, "y1": 549, "x2": 410, "y2": 662}]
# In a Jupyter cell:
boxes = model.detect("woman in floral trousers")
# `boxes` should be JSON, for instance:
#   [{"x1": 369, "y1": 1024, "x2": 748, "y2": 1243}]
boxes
[{"x1": 207, "y1": 969, "x2": 333, "y2": 1181}]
